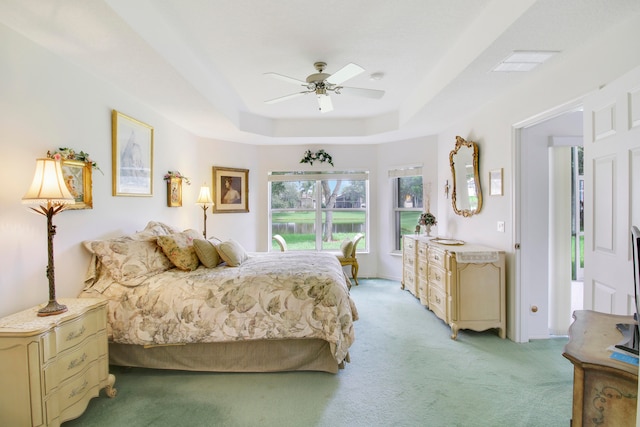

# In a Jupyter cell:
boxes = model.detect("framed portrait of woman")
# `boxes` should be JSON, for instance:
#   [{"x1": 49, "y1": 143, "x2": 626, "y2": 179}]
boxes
[{"x1": 212, "y1": 166, "x2": 249, "y2": 213}]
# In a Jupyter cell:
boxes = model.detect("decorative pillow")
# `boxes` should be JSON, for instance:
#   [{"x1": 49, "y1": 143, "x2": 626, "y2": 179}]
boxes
[
  {"x1": 139, "y1": 221, "x2": 181, "y2": 237},
  {"x1": 156, "y1": 229, "x2": 202, "y2": 271},
  {"x1": 193, "y1": 238, "x2": 223, "y2": 268},
  {"x1": 340, "y1": 238, "x2": 354, "y2": 258},
  {"x1": 83, "y1": 236, "x2": 174, "y2": 287},
  {"x1": 217, "y1": 239, "x2": 248, "y2": 267}
]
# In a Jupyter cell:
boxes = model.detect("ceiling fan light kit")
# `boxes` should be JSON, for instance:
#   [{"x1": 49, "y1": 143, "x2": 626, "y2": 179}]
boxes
[{"x1": 264, "y1": 61, "x2": 385, "y2": 113}]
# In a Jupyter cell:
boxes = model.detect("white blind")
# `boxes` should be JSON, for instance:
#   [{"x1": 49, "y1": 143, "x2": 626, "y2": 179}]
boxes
[
  {"x1": 268, "y1": 171, "x2": 369, "y2": 182},
  {"x1": 388, "y1": 165, "x2": 422, "y2": 178}
]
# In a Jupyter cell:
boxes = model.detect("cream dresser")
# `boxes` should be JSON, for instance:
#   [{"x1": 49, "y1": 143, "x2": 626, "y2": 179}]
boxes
[
  {"x1": 0, "y1": 298, "x2": 116, "y2": 426},
  {"x1": 402, "y1": 235, "x2": 506, "y2": 339}
]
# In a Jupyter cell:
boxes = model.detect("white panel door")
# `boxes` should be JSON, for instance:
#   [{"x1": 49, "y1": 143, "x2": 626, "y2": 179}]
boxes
[{"x1": 583, "y1": 65, "x2": 640, "y2": 314}]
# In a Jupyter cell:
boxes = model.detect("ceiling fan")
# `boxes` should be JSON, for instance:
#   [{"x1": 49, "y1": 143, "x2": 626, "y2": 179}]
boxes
[{"x1": 264, "y1": 61, "x2": 385, "y2": 113}]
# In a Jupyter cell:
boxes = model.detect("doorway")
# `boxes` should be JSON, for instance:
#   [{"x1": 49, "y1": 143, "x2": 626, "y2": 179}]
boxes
[{"x1": 514, "y1": 107, "x2": 584, "y2": 341}]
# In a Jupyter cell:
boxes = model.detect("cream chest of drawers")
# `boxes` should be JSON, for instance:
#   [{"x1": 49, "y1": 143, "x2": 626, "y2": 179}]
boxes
[
  {"x1": 0, "y1": 298, "x2": 116, "y2": 426},
  {"x1": 402, "y1": 235, "x2": 506, "y2": 340},
  {"x1": 402, "y1": 236, "x2": 419, "y2": 298}
]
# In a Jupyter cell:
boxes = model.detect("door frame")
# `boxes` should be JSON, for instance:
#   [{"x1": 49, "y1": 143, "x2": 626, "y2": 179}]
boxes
[{"x1": 511, "y1": 97, "x2": 585, "y2": 342}]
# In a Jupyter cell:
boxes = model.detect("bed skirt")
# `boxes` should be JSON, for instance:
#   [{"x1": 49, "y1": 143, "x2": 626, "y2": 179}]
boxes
[{"x1": 109, "y1": 339, "x2": 343, "y2": 374}]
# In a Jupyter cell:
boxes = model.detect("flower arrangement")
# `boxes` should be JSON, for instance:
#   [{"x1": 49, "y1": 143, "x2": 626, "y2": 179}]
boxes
[
  {"x1": 47, "y1": 147, "x2": 103, "y2": 174},
  {"x1": 419, "y1": 212, "x2": 437, "y2": 226},
  {"x1": 163, "y1": 171, "x2": 191, "y2": 185},
  {"x1": 300, "y1": 149, "x2": 334, "y2": 166}
]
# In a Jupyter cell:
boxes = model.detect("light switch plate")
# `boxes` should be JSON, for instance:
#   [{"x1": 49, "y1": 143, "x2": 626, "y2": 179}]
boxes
[{"x1": 497, "y1": 221, "x2": 505, "y2": 232}]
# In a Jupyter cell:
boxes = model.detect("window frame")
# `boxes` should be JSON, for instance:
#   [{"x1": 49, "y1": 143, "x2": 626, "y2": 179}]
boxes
[
  {"x1": 268, "y1": 171, "x2": 369, "y2": 252},
  {"x1": 390, "y1": 168, "x2": 424, "y2": 252}
]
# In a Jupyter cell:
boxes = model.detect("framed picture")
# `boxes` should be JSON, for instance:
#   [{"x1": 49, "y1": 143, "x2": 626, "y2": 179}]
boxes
[
  {"x1": 61, "y1": 160, "x2": 93, "y2": 209},
  {"x1": 212, "y1": 166, "x2": 249, "y2": 213},
  {"x1": 167, "y1": 177, "x2": 183, "y2": 207},
  {"x1": 490, "y1": 168, "x2": 503, "y2": 196},
  {"x1": 111, "y1": 110, "x2": 153, "y2": 196}
]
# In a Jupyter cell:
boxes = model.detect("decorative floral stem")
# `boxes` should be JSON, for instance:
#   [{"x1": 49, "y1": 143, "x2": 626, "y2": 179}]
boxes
[
  {"x1": 163, "y1": 171, "x2": 191, "y2": 185},
  {"x1": 47, "y1": 147, "x2": 103, "y2": 174}
]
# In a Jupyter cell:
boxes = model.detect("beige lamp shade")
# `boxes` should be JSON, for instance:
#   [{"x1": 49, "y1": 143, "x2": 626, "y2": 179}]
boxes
[
  {"x1": 196, "y1": 185, "x2": 213, "y2": 205},
  {"x1": 22, "y1": 158, "x2": 75, "y2": 205}
]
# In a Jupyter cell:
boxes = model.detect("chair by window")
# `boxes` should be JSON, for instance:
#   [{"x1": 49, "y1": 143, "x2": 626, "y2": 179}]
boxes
[
  {"x1": 272, "y1": 234, "x2": 287, "y2": 252},
  {"x1": 337, "y1": 233, "x2": 364, "y2": 286}
]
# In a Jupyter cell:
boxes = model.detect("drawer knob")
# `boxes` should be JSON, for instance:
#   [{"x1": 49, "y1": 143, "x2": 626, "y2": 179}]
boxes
[
  {"x1": 66, "y1": 326, "x2": 86, "y2": 341},
  {"x1": 68, "y1": 353, "x2": 88, "y2": 370},
  {"x1": 69, "y1": 380, "x2": 88, "y2": 398}
]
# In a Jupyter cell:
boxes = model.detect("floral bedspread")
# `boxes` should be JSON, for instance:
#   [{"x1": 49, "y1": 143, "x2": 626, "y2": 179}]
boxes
[{"x1": 80, "y1": 251, "x2": 358, "y2": 363}]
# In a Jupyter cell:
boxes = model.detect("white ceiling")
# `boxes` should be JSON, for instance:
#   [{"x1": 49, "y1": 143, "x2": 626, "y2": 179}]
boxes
[{"x1": 1, "y1": 0, "x2": 639, "y2": 145}]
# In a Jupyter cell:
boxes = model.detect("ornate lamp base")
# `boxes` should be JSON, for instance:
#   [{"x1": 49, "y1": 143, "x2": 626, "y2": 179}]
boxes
[{"x1": 37, "y1": 300, "x2": 68, "y2": 317}]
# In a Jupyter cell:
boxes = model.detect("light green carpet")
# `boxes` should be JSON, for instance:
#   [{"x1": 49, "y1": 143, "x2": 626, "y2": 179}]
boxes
[{"x1": 64, "y1": 279, "x2": 573, "y2": 426}]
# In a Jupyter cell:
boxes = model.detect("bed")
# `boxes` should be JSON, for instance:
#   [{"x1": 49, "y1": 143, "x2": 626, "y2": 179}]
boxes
[{"x1": 79, "y1": 222, "x2": 358, "y2": 374}]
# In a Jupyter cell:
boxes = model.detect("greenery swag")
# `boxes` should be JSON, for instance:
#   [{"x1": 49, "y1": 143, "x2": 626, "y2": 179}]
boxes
[{"x1": 300, "y1": 149, "x2": 334, "y2": 166}]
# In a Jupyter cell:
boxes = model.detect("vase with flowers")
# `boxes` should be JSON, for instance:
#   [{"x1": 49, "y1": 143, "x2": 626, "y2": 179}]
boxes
[{"x1": 418, "y1": 212, "x2": 437, "y2": 236}]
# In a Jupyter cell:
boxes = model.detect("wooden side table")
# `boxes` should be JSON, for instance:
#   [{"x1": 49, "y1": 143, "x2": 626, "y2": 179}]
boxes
[
  {"x1": 0, "y1": 298, "x2": 116, "y2": 426},
  {"x1": 563, "y1": 310, "x2": 638, "y2": 426}
]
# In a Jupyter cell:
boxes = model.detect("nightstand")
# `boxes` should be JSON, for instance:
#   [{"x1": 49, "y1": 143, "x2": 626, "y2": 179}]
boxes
[{"x1": 0, "y1": 298, "x2": 116, "y2": 426}]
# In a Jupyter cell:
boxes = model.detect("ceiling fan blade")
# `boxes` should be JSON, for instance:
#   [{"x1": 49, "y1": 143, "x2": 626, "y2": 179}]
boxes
[
  {"x1": 264, "y1": 92, "x2": 307, "y2": 104},
  {"x1": 339, "y1": 86, "x2": 385, "y2": 99},
  {"x1": 264, "y1": 72, "x2": 307, "y2": 86},
  {"x1": 326, "y1": 63, "x2": 365, "y2": 85},
  {"x1": 317, "y1": 94, "x2": 333, "y2": 113}
]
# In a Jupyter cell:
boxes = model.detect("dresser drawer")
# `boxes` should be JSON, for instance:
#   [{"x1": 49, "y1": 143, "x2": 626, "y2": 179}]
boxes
[
  {"x1": 41, "y1": 306, "x2": 106, "y2": 364},
  {"x1": 428, "y1": 247, "x2": 445, "y2": 268},
  {"x1": 417, "y1": 260, "x2": 428, "y2": 280},
  {"x1": 428, "y1": 264, "x2": 446, "y2": 292},
  {"x1": 403, "y1": 236, "x2": 416, "y2": 252},
  {"x1": 418, "y1": 279, "x2": 429, "y2": 306},
  {"x1": 404, "y1": 268, "x2": 416, "y2": 287},
  {"x1": 429, "y1": 286, "x2": 447, "y2": 321},
  {"x1": 417, "y1": 242, "x2": 428, "y2": 260}
]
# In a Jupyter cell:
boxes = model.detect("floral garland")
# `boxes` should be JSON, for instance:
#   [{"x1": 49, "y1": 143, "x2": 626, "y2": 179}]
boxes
[
  {"x1": 47, "y1": 147, "x2": 103, "y2": 174},
  {"x1": 419, "y1": 212, "x2": 437, "y2": 226},
  {"x1": 300, "y1": 149, "x2": 334, "y2": 166},
  {"x1": 163, "y1": 171, "x2": 191, "y2": 185}
]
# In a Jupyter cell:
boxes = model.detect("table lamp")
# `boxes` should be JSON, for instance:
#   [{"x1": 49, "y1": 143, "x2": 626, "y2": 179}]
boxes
[
  {"x1": 196, "y1": 184, "x2": 213, "y2": 239},
  {"x1": 22, "y1": 158, "x2": 75, "y2": 316}
]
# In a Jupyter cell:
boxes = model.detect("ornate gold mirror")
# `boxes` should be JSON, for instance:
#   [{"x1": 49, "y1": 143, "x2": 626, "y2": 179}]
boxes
[{"x1": 449, "y1": 136, "x2": 482, "y2": 217}]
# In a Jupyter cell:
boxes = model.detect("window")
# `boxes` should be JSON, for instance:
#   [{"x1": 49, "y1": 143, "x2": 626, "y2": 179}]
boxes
[
  {"x1": 269, "y1": 171, "x2": 368, "y2": 251},
  {"x1": 391, "y1": 169, "x2": 423, "y2": 251}
]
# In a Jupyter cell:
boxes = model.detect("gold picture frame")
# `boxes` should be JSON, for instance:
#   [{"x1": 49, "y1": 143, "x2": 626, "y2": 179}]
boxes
[
  {"x1": 167, "y1": 177, "x2": 183, "y2": 207},
  {"x1": 212, "y1": 166, "x2": 249, "y2": 213},
  {"x1": 111, "y1": 110, "x2": 153, "y2": 196},
  {"x1": 489, "y1": 168, "x2": 503, "y2": 196},
  {"x1": 61, "y1": 160, "x2": 92, "y2": 209}
]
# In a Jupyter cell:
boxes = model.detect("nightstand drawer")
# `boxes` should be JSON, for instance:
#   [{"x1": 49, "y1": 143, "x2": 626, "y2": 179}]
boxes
[
  {"x1": 44, "y1": 331, "x2": 106, "y2": 395},
  {"x1": 50, "y1": 360, "x2": 103, "y2": 424}
]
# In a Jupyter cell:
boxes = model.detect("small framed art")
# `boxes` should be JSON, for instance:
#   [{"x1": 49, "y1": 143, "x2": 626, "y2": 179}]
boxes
[
  {"x1": 111, "y1": 110, "x2": 154, "y2": 196},
  {"x1": 212, "y1": 166, "x2": 249, "y2": 213},
  {"x1": 61, "y1": 160, "x2": 93, "y2": 209},
  {"x1": 167, "y1": 177, "x2": 183, "y2": 207},
  {"x1": 489, "y1": 168, "x2": 503, "y2": 196}
]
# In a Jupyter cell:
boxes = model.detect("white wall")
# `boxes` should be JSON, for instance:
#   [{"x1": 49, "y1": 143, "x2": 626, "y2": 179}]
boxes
[
  {"x1": 0, "y1": 22, "x2": 439, "y2": 317},
  {"x1": 0, "y1": 24, "x2": 213, "y2": 317},
  {"x1": 435, "y1": 14, "x2": 640, "y2": 339}
]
